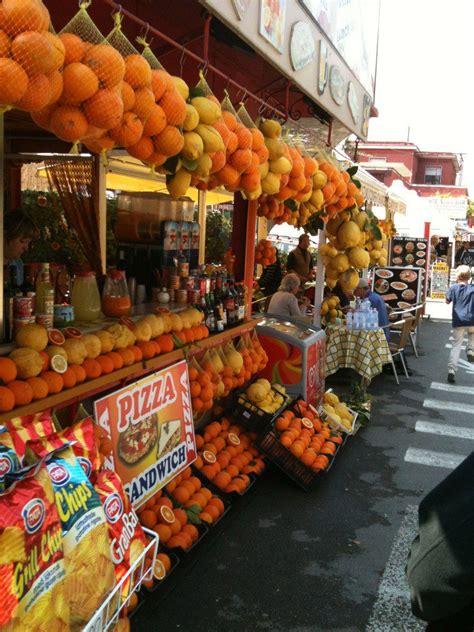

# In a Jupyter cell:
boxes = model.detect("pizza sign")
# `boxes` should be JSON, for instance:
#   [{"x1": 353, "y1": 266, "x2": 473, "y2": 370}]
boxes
[{"x1": 94, "y1": 360, "x2": 196, "y2": 509}]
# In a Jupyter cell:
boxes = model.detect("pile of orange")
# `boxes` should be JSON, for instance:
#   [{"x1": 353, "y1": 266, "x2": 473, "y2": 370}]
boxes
[
  {"x1": 255, "y1": 239, "x2": 277, "y2": 267},
  {"x1": 142, "y1": 548, "x2": 172, "y2": 587},
  {"x1": 188, "y1": 366, "x2": 216, "y2": 415},
  {"x1": 165, "y1": 466, "x2": 226, "y2": 526},
  {"x1": 193, "y1": 418, "x2": 265, "y2": 493},
  {"x1": 318, "y1": 162, "x2": 365, "y2": 220},
  {"x1": 274, "y1": 401, "x2": 342, "y2": 473},
  {"x1": 257, "y1": 197, "x2": 289, "y2": 223}
]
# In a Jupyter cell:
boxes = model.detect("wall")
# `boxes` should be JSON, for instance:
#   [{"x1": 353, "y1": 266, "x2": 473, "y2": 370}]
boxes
[{"x1": 413, "y1": 157, "x2": 457, "y2": 186}]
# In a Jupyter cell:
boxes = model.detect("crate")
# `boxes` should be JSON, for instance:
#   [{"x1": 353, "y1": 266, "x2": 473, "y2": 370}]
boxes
[
  {"x1": 143, "y1": 548, "x2": 180, "y2": 593},
  {"x1": 230, "y1": 386, "x2": 291, "y2": 434},
  {"x1": 322, "y1": 407, "x2": 358, "y2": 435},
  {"x1": 192, "y1": 464, "x2": 257, "y2": 499},
  {"x1": 257, "y1": 430, "x2": 330, "y2": 491}
]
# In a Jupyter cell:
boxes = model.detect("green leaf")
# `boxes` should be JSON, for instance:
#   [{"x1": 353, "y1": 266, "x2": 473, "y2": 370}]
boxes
[
  {"x1": 162, "y1": 154, "x2": 180, "y2": 175},
  {"x1": 189, "y1": 87, "x2": 206, "y2": 99},
  {"x1": 285, "y1": 198, "x2": 298, "y2": 212},
  {"x1": 347, "y1": 166, "x2": 358, "y2": 177},
  {"x1": 185, "y1": 504, "x2": 202, "y2": 517},
  {"x1": 172, "y1": 332, "x2": 186, "y2": 348},
  {"x1": 363, "y1": 220, "x2": 370, "y2": 231},
  {"x1": 352, "y1": 178, "x2": 362, "y2": 189},
  {"x1": 187, "y1": 512, "x2": 202, "y2": 525},
  {"x1": 372, "y1": 225, "x2": 382, "y2": 240}
]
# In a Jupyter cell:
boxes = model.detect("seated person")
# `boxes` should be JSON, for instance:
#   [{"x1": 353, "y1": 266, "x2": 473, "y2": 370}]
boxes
[
  {"x1": 406, "y1": 453, "x2": 474, "y2": 631},
  {"x1": 267, "y1": 273, "x2": 310, "y2": 320},
  {"x1": 353, "y1": 279, "x2": 389, "y2": 340}
]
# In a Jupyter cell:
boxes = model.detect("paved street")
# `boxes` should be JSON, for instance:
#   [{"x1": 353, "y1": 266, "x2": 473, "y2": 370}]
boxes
[{"x1": 135, "y1": 308, "x2": 473, "y2": 632}]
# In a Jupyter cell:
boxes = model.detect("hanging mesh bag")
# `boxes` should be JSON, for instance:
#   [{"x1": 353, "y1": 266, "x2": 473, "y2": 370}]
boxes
[{"x1": 0, "y1": 0, "x2": 65, "y2": 113}]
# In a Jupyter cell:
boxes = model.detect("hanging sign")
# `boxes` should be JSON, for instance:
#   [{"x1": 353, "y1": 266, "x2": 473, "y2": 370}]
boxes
[
  {"x1": 94, "y1": 360, "x2": 196, "y2": 509},
  {"x1": 289, "y1": 21, "x2": 315, "y2": 70},
  {"x1": 231, "y1": 0, "x2": 251, "y2": 19},
  {"x1": 430, "y1": 262, "x2": 450, "y2": 300},
  {"x1": 329, "y1": 65, "x2": 345, "y2": 105},
  {"x1": 372, "y1": 266, "x2": 423, "y2": 310}
]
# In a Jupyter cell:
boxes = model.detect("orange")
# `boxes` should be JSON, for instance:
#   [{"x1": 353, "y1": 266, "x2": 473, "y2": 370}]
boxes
[
  {"x1": 210, "y1": 150, "x2": 226, "y2": 173},
  {"x1": 198, "y1": 512, "x2": 213, "y2": 525},
  {"x1": 84, "y1": 88, "x2": 123, "y2": 130},
  {"x1": 188, "y1": 366, "x2": 198, "y2": 381},
  {"x1": 62, "y1": 62, "x2": 99, "y2": 105},
  {"x1": 222, "y1": 110, "x2": 237, "y2": 131},
  {"x1": 128, "y1": 136, "x2": 154, "y2": 161},
  {"x1": 118, "y1": 348, "x2": 135, "y2": 367},
  {"x1": 181, "y1": 480, "x2": 195, "y2": 496},
  {"x1": 179, "y1": 531, "x2": 193, "y2": 549},
  {"x1": 140, "y1": 509, "x2": 157, "y2": 529},
  {"x1": 207, "y1": 497, "x2": 224, "y2": 514},
  {"x1": 172, "y1": 486, "x2": 190, "y2": 505},
  {"x1": 61, "y1": 368, "x2": 77, "y2": 389},
  {"x1": 156, "y1": 496, "x2": 173, "y2": 510},
  {"x1": 173, "y1": 508, "x2": 188, "y2": 526},
  {"x1": 0, "y1": 357, "x2": 17, "y2": 384},
  {"x1": 11, "y1": 31, "x2": 57, "y2": 76},
  {"x1": 189, "y1": 476, "x2": 201, "y2": 493},
  {"x1": 70, "y1": 364, "x2": 86, "y2": 383},
  {"x1": 216, "y1": 163, "x2": 240, "y2": 186},
  {"x1": 40, "y1": 371, "x2": 63, "y2": 394},
  {"x1": 153, "y1": 523, "x2": 171, "y2": 543},
  {"x1": 136, "y1": 341, "x2": 156, "y2": 360},
  {"x1": 213, "y1": 471, "x2": 231, "y2": 490},
  {"x1": 82, "y1": 358, "x2": 102, "y2": 380},
  {"x1": 194, "y1": 455, "x2": 203, "y2": 470},
  {"x1": 192, "y1": 397, "x2": 204, "y2": 412},
  {"x1": 169, "y1": 518, "x2": 182, "y2": 536},
  {"x1": 96, "y1": 355, "x2": 114, "y2": 375},
  {"x1": 156, "y1": 334, "x2": 174, "y2": 353},
  {"x1": 204, "y1": 504, "x2": 220, "y2": 521},
  {"x1": 128, "y1": 345, "x2": 143, "y2": 363},
  {"x1": 26, "y1": 376, "x2": 49, "y2": 400},
  {"x1": 181, "y1": 523, "x2": 199, "y2": 542},
  {"x1": 151, "y1": 69, "x2": 174, "y2": 100},
  {"x1": 300, "y1": 449, "x2": 316, "y2": 467},
  {"x1": 250, "y1": 127, "x2": 265, "y2": 150},
  {"x1": 17, "y1": 74, "x2": 51, "y2": 112},
  {"x1": 187, "y1": 492, "x2": 207, "y2": 509},
  {"x1": 160, "y1": 89, "x2": 187, "y2": 126},
  {"x1": 83, "y1": 44, "x2": 125, "y2": 88},
  {"x1": 156, "y1": 552, "x2": 172, "y2": 573},
  {"x1": 3, "y1": 0, "x2": 50, "y2": 36},
  {"x1": 225, "y1": 464, "x2": 239, "y2": 479},
  {"x1": 110, "y1": 111, "x2": 144, "y2": 148},
  {"x1": 153, "y1": 125, "x2": 185, "y2": 157},
  {"x1": 200, "y1": 487, "x2": 212, "y2": 502},
  {"x1": 195, "y1": 435, "x2": 204, "y2": 450},
  {"x1": 143, "y1": 104, "x2": 167, "y2": 137},
  {"x1": 121, "y1": 80, "x2": 136, "y2": 112},
  {"x1": 133, "y1": 87, "x2": 156, "y2": 120},
  {"x1": 47, "y1": 69, "x2": 63, "y2": 105},
  {"x1": 290, "y1": 441, "x2": 305, "y2": 458},
  {"x1": 235, "y1": 125, "x2": 252, "y2": 150},
  {"x1": 7, "y1": 380, "x2": 33, "y2": 406},
  {"x1": 124, "y1": 54, "x2": 152, "y2": 89},
  {"x1": 50, "y1": 105, "x2": 88, "y2": 142},
  {"x1": 200, "y1": 464, "x2": 217, "y2": 480},
  {"x1": 167, "y1": 534, "x2": 187, "y2": 549},
  {"x1": 229, "y1": 148, "x2": 253, "y2": 173},
  {"x1": 60, "y1": 33, "x2": 88, "y2": 65},
  {"x1": 0, "y1": 386, "x2": 15, "y2": 412}
]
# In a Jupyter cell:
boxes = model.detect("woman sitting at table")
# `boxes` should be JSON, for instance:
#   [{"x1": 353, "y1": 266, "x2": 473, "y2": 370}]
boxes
[{"x1": 267, "y1": 273, "x2": 310, "y2": 320}]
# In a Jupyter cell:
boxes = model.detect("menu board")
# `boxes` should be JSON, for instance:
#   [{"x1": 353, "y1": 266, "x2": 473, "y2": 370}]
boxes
[
  {"x1": 372, "y1": 266, "x2": 423, "y2": 310},
  {"x1": 390, "y1": 237, "x2": 428, "y2": 268},
  {"x1": 430, "y1": 262, "x2": 450, "y2": 299}
]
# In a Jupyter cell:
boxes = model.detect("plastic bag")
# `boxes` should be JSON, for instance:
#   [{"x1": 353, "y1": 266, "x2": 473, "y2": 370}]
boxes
[
  {"x1": 0, "y1": 0, "x2": 64, "y2": 114},
  {"x1": 32, "y1": 3, "x2": 125, "y2": 148},
  {"x1": 187, "y1": 355, "x2": 214, "y2": 420}
]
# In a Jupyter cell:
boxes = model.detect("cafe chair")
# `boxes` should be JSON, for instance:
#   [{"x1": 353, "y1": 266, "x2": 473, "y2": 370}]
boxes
[
  {"x1": 384, "y1": 316, "x2": 415, "y2": 385},
  {"x1": 389, "y1": 304, "x2": 424, "y2": 357}
]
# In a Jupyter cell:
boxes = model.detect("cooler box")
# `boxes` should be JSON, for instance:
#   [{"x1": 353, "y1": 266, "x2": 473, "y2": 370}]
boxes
[{"x1": 256, "y1": 316, "x2": 326, "y2": 406}]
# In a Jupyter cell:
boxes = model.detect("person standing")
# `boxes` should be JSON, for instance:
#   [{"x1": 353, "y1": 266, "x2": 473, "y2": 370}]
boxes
[
  {"x1": 4, "y1": 209, "x2": 38, "y2": 287},
  {"x1": 446, "y1": 265, "x2": 474, "y2": 383},
  {"x1": 455, "y1": 241, "x2": 470, "y2": 266},
  {"x1": 286, "y1": 234, "x2": 315, "y2": 283}
]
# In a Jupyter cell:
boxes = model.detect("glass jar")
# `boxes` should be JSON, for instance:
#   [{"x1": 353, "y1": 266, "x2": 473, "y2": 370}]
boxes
[
  {"x1": 102, "y1": 270, "x2": 131, "y2": 318},
  {"x1": 71, "y1": 271, "x2": 102, "y2": 321}
]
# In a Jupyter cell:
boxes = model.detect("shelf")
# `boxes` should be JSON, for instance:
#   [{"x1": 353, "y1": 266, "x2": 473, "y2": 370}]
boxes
[{"x1": 0, "y1": 319, "x2": 261, "y2": 424}]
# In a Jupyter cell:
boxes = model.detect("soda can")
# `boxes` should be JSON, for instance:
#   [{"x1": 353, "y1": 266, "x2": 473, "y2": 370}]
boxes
[
  {"x1": 13, "y1": 296, "x2": 34, "y2": 317},
  {"x1": 36, "y1": 313, "x2": 53, "y2": 328},
  {"x1": 176, "y1": 289, "x2": 188, "y2": 304}
]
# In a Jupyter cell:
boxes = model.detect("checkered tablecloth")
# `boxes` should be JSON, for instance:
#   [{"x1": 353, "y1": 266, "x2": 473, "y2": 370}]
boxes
[{"x1": 325, "y1": 326, "x2": 392, "y2": 381}]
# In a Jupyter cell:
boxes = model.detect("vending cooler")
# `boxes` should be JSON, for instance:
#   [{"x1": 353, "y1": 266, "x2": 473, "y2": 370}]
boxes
[{"x1": 256, "y1": 316, "x2": 326, "y2": 406}]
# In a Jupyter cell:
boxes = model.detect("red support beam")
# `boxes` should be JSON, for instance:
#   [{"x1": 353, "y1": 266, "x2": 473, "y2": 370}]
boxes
[{"x1": 244, "y1": 199, "x2": 257, "y2": 320}]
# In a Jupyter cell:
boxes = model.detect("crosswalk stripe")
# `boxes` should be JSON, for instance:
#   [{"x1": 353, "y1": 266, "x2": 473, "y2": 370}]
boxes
[
  {"x1": 430, "y1": 382, "x2": 474, "y2": 395},
  {"x1": 415, "y1": 420, "x2": 474, "y2": 441},
  {"x1": 445, "y1": 344, "x2": 466, "y2": 349},
  {"x1": 404, "y1": 448, "x2": 466, "y2": 470},
  {"x1": 423, "y1": 398, "x2": 474, "y2": 415}
]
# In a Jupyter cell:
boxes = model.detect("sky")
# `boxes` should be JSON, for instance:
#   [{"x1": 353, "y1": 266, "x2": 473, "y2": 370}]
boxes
[{"x1": 367, "y1": 0, "x2": 474, "y2": 192}]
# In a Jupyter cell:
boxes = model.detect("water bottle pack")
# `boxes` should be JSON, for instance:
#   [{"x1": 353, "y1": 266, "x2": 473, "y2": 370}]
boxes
[{"x1": 346, "y1": 301, "x2": 378, "y2": 331}]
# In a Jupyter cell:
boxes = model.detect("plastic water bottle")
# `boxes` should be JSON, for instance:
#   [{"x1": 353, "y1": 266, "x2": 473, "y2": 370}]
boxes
[
  {"x1": 353, "y1": 310, "x2": 359, "y2": 330},
  {"x1": 346, "y1": 312, "x2": 352, "y2": 330}
]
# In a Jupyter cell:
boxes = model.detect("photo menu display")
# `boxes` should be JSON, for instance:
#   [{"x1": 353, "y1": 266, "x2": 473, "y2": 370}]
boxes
[
  {"x1": 372, "y1": 266, "x2": 423, "y2": 310},
  {"x1": 390, "y1": 237, "x2": 427, "y2": 268}
]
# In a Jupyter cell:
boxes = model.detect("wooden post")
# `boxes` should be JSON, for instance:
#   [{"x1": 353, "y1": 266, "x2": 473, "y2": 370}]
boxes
[
  {"x1": 94, "y1": 156, "x2": 107, "y2": 275},
  {"x1": 0, "y1": 114, "x2": 4, "y2": 339},
  {"x1": 198, "y1": 189, "x2": 206, "y2": 265},
  {"x1": 244, "y1": 198, "x2": 257, "y2": 320},
  {"x1": 312, "y1": 228, "x2": 325, "y2": 327}
]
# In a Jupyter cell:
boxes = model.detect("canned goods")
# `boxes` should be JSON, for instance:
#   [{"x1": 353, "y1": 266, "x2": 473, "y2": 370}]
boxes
[
  {"x1": 188, "y1": 289, "x2": 199, "y2": 304},
  {"x1": 185, "y1": 276, "x2": 196, "y2": 290},
  {"x1": 168, "y1": 289, "x2": 176, "y2": 303},
  {"x1": 169, "y1": 275, "x2": 180, "y2": 290},
  {"x1": 177, "y1": 261, "x2": 189, "y2": 278},
  {"x1": 36, "y1": 313, "x2": 53, "y2": 328},
  {"x1": 13, "y1": 317, "x2": 35, "y2": 336},
  {"x1": 54, "y1": 304, "x2": 75, "y2": 325},
  {"x1": 13, "y1": 296, "x2": 34, "y2": 318},
  {"x1": 176, "y1": 289, "x2": 188, "y2": 303}
]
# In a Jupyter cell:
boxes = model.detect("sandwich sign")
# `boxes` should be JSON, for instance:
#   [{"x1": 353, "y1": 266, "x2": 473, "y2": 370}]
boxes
[{"x1": 94, "y1": 360, "x2": 196, "y2": 509}]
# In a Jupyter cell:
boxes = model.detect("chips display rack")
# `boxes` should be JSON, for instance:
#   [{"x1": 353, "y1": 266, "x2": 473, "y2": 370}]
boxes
[{"x1": 83, "y1": 527, "x2": 159, "y2": 632}]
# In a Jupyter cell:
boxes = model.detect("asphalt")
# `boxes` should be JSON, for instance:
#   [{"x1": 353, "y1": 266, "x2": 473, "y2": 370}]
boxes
[{"x1": 134, "y1": 308, "x2": 474, "y2": 632}]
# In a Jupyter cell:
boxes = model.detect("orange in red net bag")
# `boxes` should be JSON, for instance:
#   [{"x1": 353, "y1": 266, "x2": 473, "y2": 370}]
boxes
[
  {"x1": 236, "y1": 102, "x2": 267, "y2": 199},
  {"x1": 31, "y1": 2, "x2": 125, "y2": 149},
  {"x1": 0, "y1": 461, "x2": 70, "y2": 630},
  {"x1": 0, "y1": 0, "x2": 65, "y2": 113}
]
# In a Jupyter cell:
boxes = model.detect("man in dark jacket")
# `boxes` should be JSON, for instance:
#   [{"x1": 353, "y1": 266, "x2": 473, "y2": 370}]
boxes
[
  {"x1": 287, "y1": 234, "x2": 315, "y2": 283},
  {"x1": 406, "y1": 452, "x2": 474, "y2": 630}
]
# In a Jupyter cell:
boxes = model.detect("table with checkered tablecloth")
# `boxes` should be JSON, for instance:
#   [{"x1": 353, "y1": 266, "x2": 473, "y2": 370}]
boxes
[{"x1": 325, "y1": 326, "x2": 392, "y2": 382}]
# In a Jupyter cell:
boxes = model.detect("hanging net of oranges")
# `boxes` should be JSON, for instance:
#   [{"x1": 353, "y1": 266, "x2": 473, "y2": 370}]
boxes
[{"x1": 0, "y1": 0, "x2": 64, "y2": 113}]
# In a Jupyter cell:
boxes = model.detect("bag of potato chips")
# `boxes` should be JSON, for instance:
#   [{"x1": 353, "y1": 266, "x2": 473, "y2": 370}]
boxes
[
  {"x1": 27, "y1": 443, "x2": 116, "y2": 630},
  {"x1": 0, "y1": 428, "x2": 21, "y2": 492},
  {"x1": 0, "y1": 462, "x2": 69, "y2": 631},
  {"x1": 93, "y1": 469, "x2": 147, "y2": 589},
  {"x1": 5, "y1": 410, "x2": 55, "y2": 461}
]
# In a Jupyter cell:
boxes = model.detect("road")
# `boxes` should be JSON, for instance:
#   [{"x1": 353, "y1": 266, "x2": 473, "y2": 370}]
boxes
[{"x1": 134, "y1": 313, "x2": 473, "y2": 631}]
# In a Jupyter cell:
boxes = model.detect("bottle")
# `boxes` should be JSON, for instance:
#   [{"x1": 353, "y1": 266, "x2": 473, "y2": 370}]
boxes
[
  {"x1": 117, "y1": 248, "x2": 127, "y2": 271},
  {"x1": 3, "y1": 266, "x2": 15, "y2": 342},
  {"x1": 224, "y1": 282, "x2": 235, "y2": 326},
  {"x1": 102, "y1": 270, "x2": 131, "y2": 318},
  {"x1": 71, "y1": 271, "x2": 101, "y2": 321},
  {"x1": 346, "y1": 312, "x2": 352, "y2": 330},
  {"x1": 35, "y1": 263, "x2": 55, "y2": 322},
  {"x1": 237, "y1": 283, "x2": 245, "y2": 323}
]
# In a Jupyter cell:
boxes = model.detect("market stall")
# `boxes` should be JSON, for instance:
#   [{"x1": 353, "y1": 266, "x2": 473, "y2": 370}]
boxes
[{"x1": 0, "y1": 0, "x2": 385, "y2": 629}]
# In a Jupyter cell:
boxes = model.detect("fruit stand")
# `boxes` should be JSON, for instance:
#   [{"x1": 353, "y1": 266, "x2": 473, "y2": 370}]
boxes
[{"x1": 0, "y1": 1, "x2": 387, "y2": 629}]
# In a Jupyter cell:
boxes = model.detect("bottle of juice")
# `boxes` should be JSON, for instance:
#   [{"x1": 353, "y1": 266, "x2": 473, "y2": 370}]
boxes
[
  {"x1": 71, "y1": 272, "x2": 102, "y2": 321},
  {"x1": 35, "y1": 263, "x2": 54, "y2": 326}
]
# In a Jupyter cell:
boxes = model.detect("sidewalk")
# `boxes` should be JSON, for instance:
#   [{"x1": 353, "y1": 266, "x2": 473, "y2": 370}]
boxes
[{"x1": 425, "y1": 298, "x2": 451, "y2": 321}]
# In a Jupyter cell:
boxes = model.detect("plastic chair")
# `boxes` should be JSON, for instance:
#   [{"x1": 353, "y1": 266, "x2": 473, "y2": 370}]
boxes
[
  {"x1": 384, "y1": 316, "x2": 415, "y2": 384},
  {"x1": 390, "y1": 304, "x2": 424, "y2": 357}
]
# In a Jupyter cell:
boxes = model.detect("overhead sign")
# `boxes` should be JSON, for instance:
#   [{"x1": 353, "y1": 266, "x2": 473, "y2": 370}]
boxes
[
  {"x1": 94, "y1": 360, "x2": 196, "y2": 509},
  {"x1": 427, "y1": 197, "x2": 468, "y2": 220},
  {"x1": 290, "y1": 21, "x2": 316, "y2": 70}
]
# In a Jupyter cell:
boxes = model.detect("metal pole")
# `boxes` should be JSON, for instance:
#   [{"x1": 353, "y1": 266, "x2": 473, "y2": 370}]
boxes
[
  {"x1": 0, "y1": 114, "x2": 4, "y2": 340},
  {"x1": 198, "y1": 189, "x2": 206, "y2": 265},
  {"x1": 94, "y1": 156, "x2": 107, "y2": 275},
  {"x1": 312, "y1": 228, "x2": 325, "y2": 327}
]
